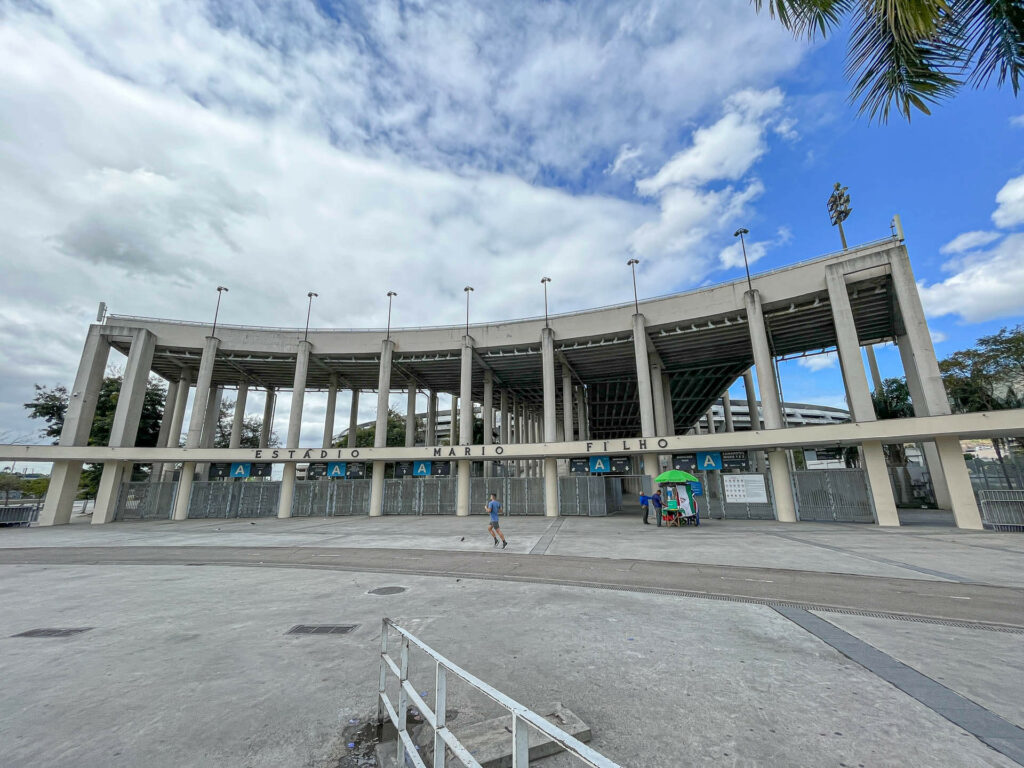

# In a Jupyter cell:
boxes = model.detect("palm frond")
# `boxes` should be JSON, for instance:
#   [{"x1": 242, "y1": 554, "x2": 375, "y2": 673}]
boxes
[
  {"x1": 751, "y1": 0, "x2": 854, "y2": 38},
  {"x1": 846, "y1": 0, "x2": 961, "y2": 121},
  {"x1": 958, "y1": 0, "x2": 1024, "y2": 93}
]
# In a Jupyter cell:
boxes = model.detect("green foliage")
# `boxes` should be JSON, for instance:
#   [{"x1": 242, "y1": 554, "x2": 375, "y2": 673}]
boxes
[
  {"x1": 215, "y1": 399, "x2": 275, "y2": 448},
  {"x1": 0, "y1": 472, "x2": 24, "y2": 505},
  {"x1": 754, "y1": 0, "x2": 1024, "y2": 122},
  {"x1": 22, "y1": 477, "x2": 50, "y2": 498},
  {"x1": 336, "y1": 409, "x2": 413, "y2": 448},
  {"x1": 939, "y1": 324, "x2": 1024, "y2": 413},
  {"x1": 872, "y1": 377, "x2": 915, "y2": 419}
]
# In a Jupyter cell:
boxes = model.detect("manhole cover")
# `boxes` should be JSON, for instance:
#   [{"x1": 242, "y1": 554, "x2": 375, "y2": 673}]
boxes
[
  {"x1": 12, "y1": 628, "x2": 93, "y2": 638},
  {"x1": 286, "y1": 624, "x2": 358, "y2": 635},
  {"x1": 369, "y1": 586, "x2": 407, "y2": 595}
]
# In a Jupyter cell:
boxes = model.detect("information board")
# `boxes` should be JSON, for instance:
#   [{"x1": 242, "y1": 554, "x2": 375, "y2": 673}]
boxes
[
  {"x1": 251, "y1": 463, "x2": 273, "y2": 477},
  {"x1": 306, "y1": 462, "x2": 328, "y2": 478},
  {"x1": 208, "y1": 463, "x2": 231, "y2": 480},
  {"x1": 721, "y1": 450, "x2": 750, "y2": 471},
  {"x1": 395, "y1": 461, "x2": 412, "y2": 478},
  {"x1": 673, "y1": 454, "x2": 697, "y2": 471},
  {"x1": 610, "y1": 457, "x2": 632, "y2": 474},
  {"x1": 346, "y1": 462, "x2": 366, "y2": 479},
  {"x1": 569, "y1": 458, "x2": 589, "y2": 474},
  {"x1": 723, "y1": 473, "x2": 769, "y2": 504}
]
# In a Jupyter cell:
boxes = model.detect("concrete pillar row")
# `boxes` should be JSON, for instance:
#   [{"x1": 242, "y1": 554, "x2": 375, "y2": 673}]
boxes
[
  {"x1": 323, "y1": 374, "x2": 338, "y2": 449},
  {"x1": 278, "y1": 340, "x2": 312, "y2": 520},
  {"x1": 173, "y1": 336, "x2": 221, "y2": 522},
  {"x1": 369, "y1": 339, "x2": 394, "y2": 518},
  {"x1": 744, "y1": 291, "x2": 796, "y2": 523},
  {"x1": 562, "y1": 366, "x2": 574, "y2": 443},
  {"x1": 631, "y1": 313, "x2": 660, "y2": 490},
  {"x1": 826, "y1": 265, "x2": 900, "y2": 527},
  {"x1": 93, "y1": 328, "x2": 157, "y2": 524},
  {"x1": 261, "y1": 387, "x2": 276, "y2": 449}
]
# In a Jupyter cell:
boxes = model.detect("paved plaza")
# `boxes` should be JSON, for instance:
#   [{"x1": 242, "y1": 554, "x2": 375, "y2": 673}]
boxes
[{"x1": 1, "y1": 515, "x2": 1023, "y2": 767}]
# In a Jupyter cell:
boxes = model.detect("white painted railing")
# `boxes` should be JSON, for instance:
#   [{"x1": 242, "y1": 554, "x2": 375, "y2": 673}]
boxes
[{"x1": 378, "y1": 618, "x2": 622, "y2": 768}]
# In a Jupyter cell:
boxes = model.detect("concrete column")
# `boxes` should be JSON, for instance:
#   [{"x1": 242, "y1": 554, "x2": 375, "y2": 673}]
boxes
[
  {"x1": 195, "y1": 385, "x2": 222, "y2": 480},
  {"x1": 40, "y1": 327, "x2": 110, "y2": 526},
  {"x1": 499, "y1": 389, "x2": 509, "y2": 444},
  {"x1": 229, "y1": 382, "x2": 248, "y2": 449},
  {"x1": 723, "y1": 390, "x2": 735, "y2": 432},
  {"x1": 631, "y1": 314, "x2": 659, "y2": 488},
  {"x1": 562, "y1": 367, "x2": 574, "y2": 442},
  {"x1": 93, "y1": 328, "x2": 157, "y2": 524},
  {"x1": 323, "y1": 374, "x2": 338, "y2": 449},
  {"x1": 583, "y1": 389, "x2": 591, "y2": 441},
  {"x1": 745, "y1": 291, "x2": 794, "y2": 521},
  {"x1": 827, "y1": 267, "x2": 899, "y2": 526},
  {"x1": 278, "y1": 340, "x2": 311, "y2": 519},
  {"x1": 705, "y1": 407, "x2": 716, "y2": 434},
  {"x1": 426, "y1": 390, "x2": 437, "y2": 445},
  {"x1": 745, "y1": 291, "x2": 783, "y2": 430},
  {"x1": 260, "y1": 387, "x2": 275, "y2": 448},
  {"x1": 151, "y1": 377, "x2": 179, "y2": 483},
  {"x1": 161, "y1": 369, "x2": 192, "y2": 480},
  {"x1": 456, "y1": 459, "x2": 471, "y2": 516},
  {"x1": 575, "y1": 386, "x2": 586, "y2": 443},
  {"x1": 662, "y1": 373, "x2": 675, "y2": 436},
  {"x1": 456, "y1": 339, "x2": 474, "y2": 516},
  {"x1": 742, "y1": 369, "x2": 766, "y2": 473},
  {"x1": 652, "y1": 362, "x2": 667, "y2": 437},
  {"x1": 483, "y1": 370, "x2": 493, "y2": 477},
  {"x1": 483, "y1": 371, "x2": 494, "y2": 445},
  {"x1": 347, "y1": 389, "x2": 359, "y2": 448},
  {"x1": 935, "y1": 435, "x2": 983, "y2": 529},
  {"x1": 173, "y1": 336, "x2": 220, "y2": 521},
  {"x1": 541, "y1": 329, "x2": 559, "y2": 515},
  {"x1": 368, "y1": 339, "x2": 394, "y2": 518},
  {"x1": 450, "y1": 395, "x2": 459, "y2": 445},
  {"x1": 405, "y1": 385, "x2": 417, "y2": 448},
  {"x1": 865, "y1": 345, "x2": 884, "y2": 393},
  {"x1": 544, "y1": 457, "x2": 559, "y2": 517}
]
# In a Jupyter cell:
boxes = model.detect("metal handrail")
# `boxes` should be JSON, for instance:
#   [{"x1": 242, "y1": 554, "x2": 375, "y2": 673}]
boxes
[
  {"x1": 378, "y1": 618, "x2": 622, "y2": 768},
  {"x1": 107, "y1": 236, "x2": 900, "y2": 336}
]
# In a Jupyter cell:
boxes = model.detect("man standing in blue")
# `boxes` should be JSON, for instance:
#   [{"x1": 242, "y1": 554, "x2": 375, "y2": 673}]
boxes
[
  {"x1": 639, "y1": 492, "x2": 651, "y2": 524},
  {"x1": 486, "y1": 493, "x2": 508, "y2": 549},
  {"x1": 650, "y1": 489, "x2": 664, "y2": 527}
]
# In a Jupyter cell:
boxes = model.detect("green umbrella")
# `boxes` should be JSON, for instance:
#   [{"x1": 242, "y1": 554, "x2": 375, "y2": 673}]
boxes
[{"x1": 655, "y1": 469, "x2": 699, "y2": 483}]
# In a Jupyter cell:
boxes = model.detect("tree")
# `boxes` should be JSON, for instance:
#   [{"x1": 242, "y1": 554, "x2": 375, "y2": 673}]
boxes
[
  {"x1": 337, "y1": 409, "x2": 412, "y2": 448},
  {"x1": 26, "y1": 375, "x2": 168, "y2": 495},
  {"x1": 214, "y1": 399, "x2": 275, "y2": 448},
  {"x1": 755, "y1": 1, "x2": 1024, "y2": 122},
  {"x1": 22, "y1": 477, "x2": 50, "y2": 498},
  {"x1": 0, "y1": 473, "x2": 24, "y2": 507}
]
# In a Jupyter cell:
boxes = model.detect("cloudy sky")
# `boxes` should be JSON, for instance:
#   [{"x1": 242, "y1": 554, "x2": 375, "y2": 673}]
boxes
[{"x1": 1, "y1": 0, "x2": 1022, "y2": 452}]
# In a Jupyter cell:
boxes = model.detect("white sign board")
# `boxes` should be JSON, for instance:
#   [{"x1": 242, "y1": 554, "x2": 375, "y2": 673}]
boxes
[{"x1": 723, "y1": 474, "x2": 769, "y2": 504}]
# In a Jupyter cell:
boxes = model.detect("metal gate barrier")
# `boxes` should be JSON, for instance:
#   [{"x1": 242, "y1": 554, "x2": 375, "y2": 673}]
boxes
[
  {"x1": 186, "y1": 480, "x2": 281, "y2": 519},
  {"x1": 558, "y1": 476, "x2": 607, "y2": 516},
  {"x1": 978, "y1": 490, "x2": 1024, "y2": 531},
  {"x1": 716, "y1": 472, "x2": 776, "y2": 520},
  {"x1": 114, "y1": 481, "x2": 178, "y2": 521},
  {"x1": 292, "y1": 479, "x2": 371, "y2": 516},
  {"x1": 793, "y1": 469, "x2": 874, "y2": 522}
]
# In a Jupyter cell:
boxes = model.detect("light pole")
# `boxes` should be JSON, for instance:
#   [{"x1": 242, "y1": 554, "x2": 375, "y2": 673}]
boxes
[
  {"x1": 386, "y1": 291, "x2": 397, "y2": 341},
  {"x1": 211, "y1": 286, "x2": 229, "y2": 337},
  {"x1": 626, "y1": 258, "x2": 640, "y2": 314},
  {"x1": 733, "y1": 228, "x2": 752, "y2": 292},
  {"x1": 304, "y1": 291, "x2": 318, "y2": 342},
  {"x1": 540, "y1": 277, "x2": 551, "y2": 328},
  {"x1": 463, "y1": 286, "x2": 474, "y2": 336},
  {"x1": 827, "y1": 182, "x2": 852, "y2": 250}
]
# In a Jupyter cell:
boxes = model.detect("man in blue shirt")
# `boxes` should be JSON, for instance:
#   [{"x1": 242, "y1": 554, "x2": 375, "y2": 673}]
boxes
[
  {"x1": 651, "y1": 490, "x2": 664, "y2": 527},
  {"x1": 639, "y1": 492, "x2": 651, "y2": 524},
  {"x1": 486, "y1": 493, "x2": 507, "y2": 549}
]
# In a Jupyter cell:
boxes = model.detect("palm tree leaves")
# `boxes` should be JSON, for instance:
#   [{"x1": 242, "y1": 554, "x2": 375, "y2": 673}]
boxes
[{"x1": 754, "y1": 0, "x2": 1024, "y2": 121}]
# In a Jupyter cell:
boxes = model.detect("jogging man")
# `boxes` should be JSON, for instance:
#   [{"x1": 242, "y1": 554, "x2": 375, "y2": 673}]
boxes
[{"x1": 486, "y1": 493, "x2": 508, "y2": 549}]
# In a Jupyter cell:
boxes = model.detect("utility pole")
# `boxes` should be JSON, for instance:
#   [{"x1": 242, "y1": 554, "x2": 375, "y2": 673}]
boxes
[{"x1": 827, "y1": 182, "x2": 852, "y2": 250}]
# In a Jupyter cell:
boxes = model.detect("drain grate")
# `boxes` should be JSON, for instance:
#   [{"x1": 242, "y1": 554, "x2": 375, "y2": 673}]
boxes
[
  {"x1": 286, "y1": 624, "x2": 358, "y2": 635},
  {"x1": 369, "y1": 586, "x2": 407, "y2": 595},
  {"x1": 13, "y1": 628, "x2": 93, "y2": 638}
]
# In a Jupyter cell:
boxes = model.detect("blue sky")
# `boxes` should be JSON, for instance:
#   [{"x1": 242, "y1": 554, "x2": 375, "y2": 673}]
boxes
[{"x1": 0, "y1": 0, "x2": 1021, "y2": 447}]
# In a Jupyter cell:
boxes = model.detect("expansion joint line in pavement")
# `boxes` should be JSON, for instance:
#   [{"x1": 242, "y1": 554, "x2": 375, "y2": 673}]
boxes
[
  {"x1": 529, "y1": 517, "x2": 566, "y2": 555},
  {"x1": 765, "y1": 531, "x2": 973, "y2": 583},
  {"x1": 774, "y1": 606, "x2": 1024, "y2": 766}
]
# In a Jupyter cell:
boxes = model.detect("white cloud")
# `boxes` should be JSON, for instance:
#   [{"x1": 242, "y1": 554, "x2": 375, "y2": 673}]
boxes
[
  {"x1": 993, "y1": 174, "x2": 1024, "y2": 228},
  {"x1": 919, "y1": 234, "x2": 1024, "y2": 322},
  {"x1": 930, "y1": 329, "x2": 947, "y2": 344},
  {"x1": 797, "y1": 353, "x2": 837, "y2": 372},
  {"x1": 939, "y1": 230, "x2": 1001, "y2": 255},
  {"x1": 717, "y1": 226, "x2": 791, "y2": 270},
  {"x1": 1011, "y1": 115, "x2": 1024, "y2": 128},
  {"x1": 606, "y1": 144, "x2": 645, "y2": 177}
]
